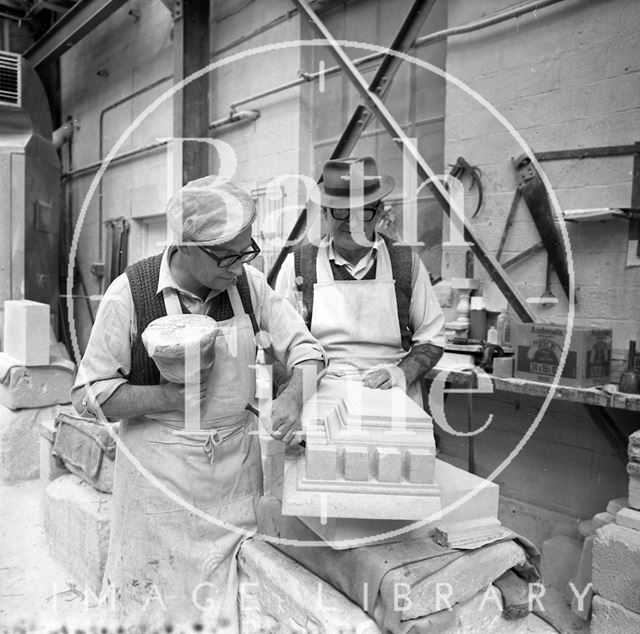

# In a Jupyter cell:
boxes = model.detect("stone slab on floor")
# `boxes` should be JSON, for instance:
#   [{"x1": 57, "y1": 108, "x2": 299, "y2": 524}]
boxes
[
  {"x1": 0, "y1": 403, "x2": 72, "y2": 483},
  {"x1": 591, "y1": 595, "x2": 640, "y2": 634},
  {"x1": 593, "y1": 522, "x2": 640, "y2": 614},
  {"x1": 43, "y1": 473, "x2": 112, "y2": 596},
  {"x1": 0, "y1": 352, "x2": 74, "y2": 410}
]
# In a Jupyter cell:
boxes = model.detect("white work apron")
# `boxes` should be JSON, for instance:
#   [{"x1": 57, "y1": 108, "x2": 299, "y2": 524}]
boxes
[
  {"x1": 311, "y1": 241, "x2": 421, "y2": 403},
  {"x1": 102, "y1": 285, "x2": 262, "y2": 631}
]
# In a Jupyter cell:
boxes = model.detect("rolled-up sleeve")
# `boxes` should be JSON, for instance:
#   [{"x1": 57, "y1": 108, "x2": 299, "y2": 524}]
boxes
[
  {"x1": 71, "y1": 274, "x2": 135, "y2": 417},
  {"x1": 246, "y1": 266, "x2": 326, "y2": 372},
  {"x1": 409, "y1": 253, "x2": 445, "y2": 348}
]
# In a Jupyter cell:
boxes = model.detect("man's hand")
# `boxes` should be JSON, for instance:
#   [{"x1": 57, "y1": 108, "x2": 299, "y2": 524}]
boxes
[
  {"x1": 271, "y1": 392, "x2": 303, "y2": 446},
  {"x1": 161, "y1": 379, "x2": 208, "y2": 412},
  {"x1": 363, "y1": 366, "x2": 407, "y2": 392},
  {"x1": 268, "y1": 360, "x2": 323, "y2": 446}
]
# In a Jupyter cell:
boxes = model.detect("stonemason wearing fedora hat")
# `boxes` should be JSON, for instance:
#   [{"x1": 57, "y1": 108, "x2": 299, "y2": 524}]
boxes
[
  {"x1": 71, "y1": 176, "x2": 325, "y2": 629},
  {"x1": 276, "y1": 156, "x2": 444, "y2": 404}
]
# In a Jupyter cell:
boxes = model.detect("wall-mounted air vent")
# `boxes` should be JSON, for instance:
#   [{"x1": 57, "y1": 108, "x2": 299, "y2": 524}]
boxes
[{"x1": 0, "y1": 52, "x2": 21, "y2": 107}]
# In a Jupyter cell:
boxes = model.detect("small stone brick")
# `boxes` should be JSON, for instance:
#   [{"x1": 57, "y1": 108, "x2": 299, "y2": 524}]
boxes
[
  {"x1": 616, "y1": 507, "x2": 640, "y2": 532},
  {"x1": 375, "y1": 446, "x2": 402, "y2": 483},
  {"x1": 628, "y1": 475, "x2": 640, "y2": 511},
  {"x1": 305, "y1": 444, "x2": 338, "y2": 481},
  {"x1": 593, "y1": 522, "x2": 640, "y2": 614},
  {"x1": 406, "y1": 447, "x2": 435, "y2": 484},
  {"x1": 3, "y1": 300, "x2": 50, "y2": 366},
  {"x1": 343, "y1": 445, "x2": 369, "y2": 481}
]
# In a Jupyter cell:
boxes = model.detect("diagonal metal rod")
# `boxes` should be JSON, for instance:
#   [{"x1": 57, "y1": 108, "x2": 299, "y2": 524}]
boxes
[
  {"x1": 291, "y1": 0, "x2": 537, "y2": 322},
  {"x1": 266, "y1": 0, "x2": 437, "y2": 287}
]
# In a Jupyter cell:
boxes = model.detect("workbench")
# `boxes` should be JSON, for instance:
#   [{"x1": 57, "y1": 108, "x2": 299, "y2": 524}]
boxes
[
  {"x1": 424, "y1": 367, "x2": 640, "y2": 468},
  {"x1": 426, "y1": 367, "x2": 640, "y2": 413},
  {"x1": 242, "y1": 495, "x2": 556, "y2": 633}
]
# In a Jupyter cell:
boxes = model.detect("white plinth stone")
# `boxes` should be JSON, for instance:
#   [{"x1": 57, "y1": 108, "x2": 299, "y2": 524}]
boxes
[
  {"x1": 283, "y1": 380, "x2": 440, "y2": 522},
  {"x1": 3, "y1": 300, "x2": 50, "y2": 366}
]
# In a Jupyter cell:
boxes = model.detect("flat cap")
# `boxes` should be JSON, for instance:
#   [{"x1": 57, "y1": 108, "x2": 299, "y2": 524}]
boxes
[{"x1": 166, "y1": 177, "x2": 256, "y2": 246}]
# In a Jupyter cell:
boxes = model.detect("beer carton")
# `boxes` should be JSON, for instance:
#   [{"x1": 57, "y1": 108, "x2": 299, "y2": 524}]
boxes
[{"x1": 514, "y1": 324, "x2": 612, "y2": 387}]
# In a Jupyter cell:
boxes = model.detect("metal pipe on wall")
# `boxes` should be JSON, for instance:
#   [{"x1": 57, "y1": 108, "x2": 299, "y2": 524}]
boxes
[
  {"x1": 229, "y1": 0, "x2": 569, "y2": 111},
  {"x1": 0, "y1": 18, "x2": 10, "y2": 49}
]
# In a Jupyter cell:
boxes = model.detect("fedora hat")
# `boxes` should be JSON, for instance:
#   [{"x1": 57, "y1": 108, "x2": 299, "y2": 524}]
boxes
[{"x1": 319, "y1": 156, "x2": 395, "y2": 209}]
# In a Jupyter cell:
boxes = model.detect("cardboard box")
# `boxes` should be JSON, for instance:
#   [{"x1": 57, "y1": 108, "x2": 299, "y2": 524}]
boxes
[{"x1": 514, "y1": 323, "x2": 611, "y2": 387}]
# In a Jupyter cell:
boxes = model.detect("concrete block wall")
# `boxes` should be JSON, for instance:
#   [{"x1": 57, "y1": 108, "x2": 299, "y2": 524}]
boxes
[
  {"x1": 61, "y1": 1, "x2": 310, "y2": 351},
  {"x1": 445, "y1": 0, "x2": 640, "y2": 347},
  {"x1": 60, "y1": 1, "x2": 174, "y2": 352},
  {"x1": 211, "y1": 0, "x2": 312, "y2": 271},
  {"x1": 436, "y1": 390, "x2": 629, "y2": 547}
]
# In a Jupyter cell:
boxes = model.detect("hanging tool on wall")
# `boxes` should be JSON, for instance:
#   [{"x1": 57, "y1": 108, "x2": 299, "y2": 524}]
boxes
[
  {"x1": 513, "y1": 154, "x2": 572, "y2": 301},
  {"x1": 447, "y1": 156, "x2": 484, "y2": 219}
]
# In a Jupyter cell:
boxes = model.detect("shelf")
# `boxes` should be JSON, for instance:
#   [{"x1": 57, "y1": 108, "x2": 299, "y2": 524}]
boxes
[{"x1": 425, "y1": 368, "x2": 640, "y2": 412}]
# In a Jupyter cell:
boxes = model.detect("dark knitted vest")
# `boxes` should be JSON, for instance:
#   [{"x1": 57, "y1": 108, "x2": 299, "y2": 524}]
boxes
[
  {"x1": 126, "y1": 253, "x2": 257, "y2": 385},
  {"x1": 293, "y1": 233, "x2": 414, "y2": 351}
]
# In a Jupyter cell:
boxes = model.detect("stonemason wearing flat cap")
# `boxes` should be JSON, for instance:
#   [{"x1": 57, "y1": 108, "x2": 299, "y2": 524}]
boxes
[
  {"x1": 72, "y1": 176, "x2": 326, "y2": 629},
  {"x1": 276, "y1": 156, "x2": 444, "y2": 404}
]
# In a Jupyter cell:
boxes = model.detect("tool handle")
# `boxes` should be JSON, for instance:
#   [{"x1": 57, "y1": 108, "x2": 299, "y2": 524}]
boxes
[{"x1": 629, "y1": 340, "x2": 637, "y2": 372}]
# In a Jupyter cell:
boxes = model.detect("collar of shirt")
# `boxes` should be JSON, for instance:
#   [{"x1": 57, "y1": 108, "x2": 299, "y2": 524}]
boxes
[
  {"x1": 156, "y1": 246, "x2": 217, "y2": 308},
  {"x1": 326, "y1": 233, "x2": 381, "y2": 279}
]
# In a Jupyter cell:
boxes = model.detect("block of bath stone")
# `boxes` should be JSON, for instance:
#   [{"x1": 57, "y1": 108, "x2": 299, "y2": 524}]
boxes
[
  {"x1": 593, "y1": 522, "x2": 640, "y2": 613},
  {"x1": 0, "y1": 353, "x2": 73, "y2": 409},
  {"x1": 3, "y1": 300, "x2": 50, "y2": 366},
  {"x1": 433, "y1": 517, "x2": 502, "y2": 548},
  {"x1": 592, "y1": 595, "x2": 640, "y2": 634},
  {"x1": 592, "y1": 511, "x2": 615, "y2": 530},
  {"x1": 43, "y1": 474, "x2": 111, "y2": 596},
  {"x1": 606, "y1": 497, "x2": 628, "y2": 516},
  {"x1": 305, "y1": 443, "x2": 338, "y2": 481},
  {"x1": 629, "y1": 430, "x2": 640, "y2": 447},
  {"x1": 492, "y1": 356, "x2": 514, "y2": 378},
  {"x1": 616, "y1": 507, "x2": 640, "y2": 531},
  {"x1": 629, "y1": 474, "x2": 640, "y2": 511},
  {"x1": 376, "y1": 446, "x2": 402, "y2": 483},
  {"x1": 407, "y1": 447, "x2": 435, "y2": 484},
  {"x1": 0, "y1": 403, "x2": 71, "y2": 483},
  {"x1": 628, "y1": 444, "x2": 640, "y2": 460},
  {"x1": 343, "y1": 445, "x2": 369, "y2": 481}
]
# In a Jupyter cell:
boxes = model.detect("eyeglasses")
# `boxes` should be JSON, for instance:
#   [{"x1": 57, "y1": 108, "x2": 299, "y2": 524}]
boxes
[
  {"x1": 327, "y1": 203, "x2": 381, "y2": 223},
  {"x1": 198, "y1": 238, "x2": 261, "y2": 268}
]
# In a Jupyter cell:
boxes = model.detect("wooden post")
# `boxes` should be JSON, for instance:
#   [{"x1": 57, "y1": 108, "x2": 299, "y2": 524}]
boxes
[{"x1": 172, "y1": 0, "x2": 210, "y2": 186}]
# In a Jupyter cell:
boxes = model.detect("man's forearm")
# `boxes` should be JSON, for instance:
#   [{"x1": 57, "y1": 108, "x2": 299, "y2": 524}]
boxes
[
  {"x1": 93, "y1": 383, "x2": 173, "y2": 419},
  {"x1": 278, "y1": 360, "x2": 325, "y2": 406},
  {"x1": 398, "y1": 343, "x2": 443, "y2": 385}
]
